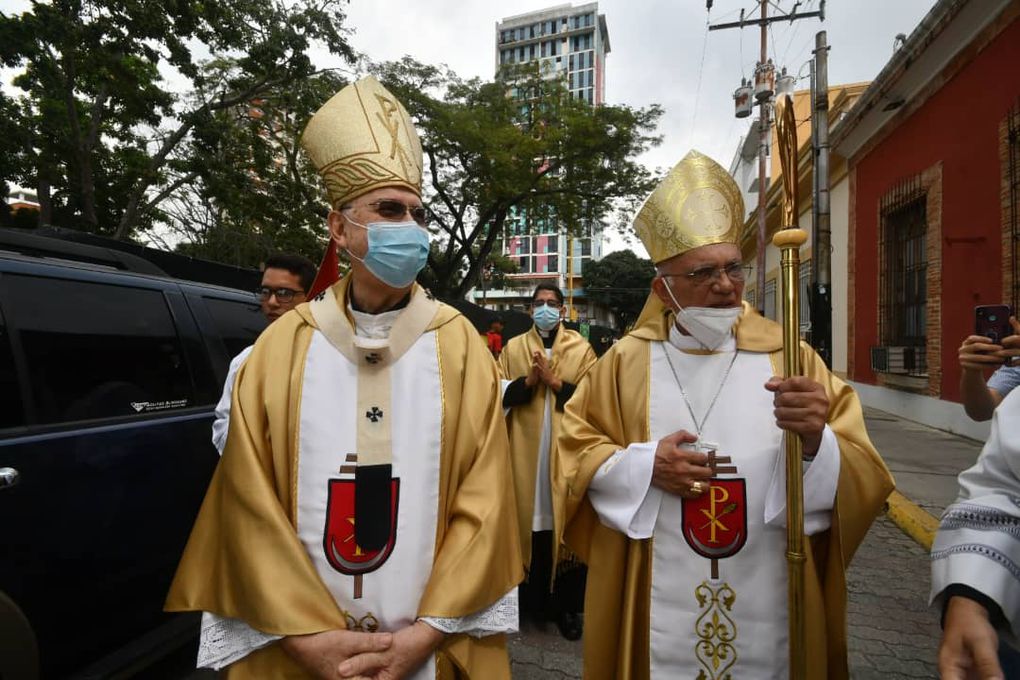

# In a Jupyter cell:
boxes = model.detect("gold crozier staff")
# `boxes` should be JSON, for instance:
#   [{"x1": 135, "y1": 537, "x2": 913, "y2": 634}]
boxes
[{"x1": 774, "y1": 92, "x2": 807, "y2": 680}]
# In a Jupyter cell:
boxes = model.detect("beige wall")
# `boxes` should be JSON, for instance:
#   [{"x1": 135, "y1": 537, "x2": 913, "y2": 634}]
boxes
[{"x1": 746, "y1": 178, "x2": 848, "y2": 377}]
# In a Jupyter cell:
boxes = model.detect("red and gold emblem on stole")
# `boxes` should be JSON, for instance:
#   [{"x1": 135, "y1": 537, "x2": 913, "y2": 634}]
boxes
[
  {"x1": 324, "y1": 478, "x2": 400, "y2": 576},
  {"x1": 681, "y1": 479, "x2": 747, "y2": 560}
]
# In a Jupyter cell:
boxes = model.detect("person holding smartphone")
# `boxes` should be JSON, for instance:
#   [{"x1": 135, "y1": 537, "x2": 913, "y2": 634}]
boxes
[{"x1": 959, "y1": 309, "x2": 1020, "y2": 422}]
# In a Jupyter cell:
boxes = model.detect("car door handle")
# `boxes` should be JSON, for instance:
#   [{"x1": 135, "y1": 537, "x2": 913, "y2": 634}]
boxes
[{"x1": 0, "y1": 467, "x2": 20, "y2": 490}]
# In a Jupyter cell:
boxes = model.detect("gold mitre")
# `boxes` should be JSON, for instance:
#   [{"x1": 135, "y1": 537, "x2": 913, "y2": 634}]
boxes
[
  {"x1": 633, "y1": 150, "x2": 744, "y2": 263},
  {"x1": 301, "y1": 75, "x2": 423, "y2": 207}
]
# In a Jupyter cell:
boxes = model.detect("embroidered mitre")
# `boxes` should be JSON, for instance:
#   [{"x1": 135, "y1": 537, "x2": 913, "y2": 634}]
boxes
[
  {"x1": 301, "y1": 75, "x2": 423, "y2": 207},
  {"x1": 634, "y1": 150, "x2": 744, "y2": 264}
]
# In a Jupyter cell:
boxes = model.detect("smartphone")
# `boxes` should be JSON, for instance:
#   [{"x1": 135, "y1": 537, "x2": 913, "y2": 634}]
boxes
[{"x1": 975, "y1": 305, "x2": 1013, "y2": 344}]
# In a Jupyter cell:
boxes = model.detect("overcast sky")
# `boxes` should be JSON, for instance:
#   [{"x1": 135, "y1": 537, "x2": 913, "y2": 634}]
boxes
[
  {"x1": 338, "y1": 0, "x2": 937, "y2": 172},
  {"x1": 1, "y1": 0, "x2": 938, "y2": 253}
]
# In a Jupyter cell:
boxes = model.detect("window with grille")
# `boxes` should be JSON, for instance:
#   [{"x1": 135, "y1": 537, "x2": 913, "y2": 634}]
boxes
[
  {"x1": 879, "y1": 178, "x2": 927, "y2": 375},
  {"x1": 799, "y1": 260, "x2": 811, "y2": 329}
]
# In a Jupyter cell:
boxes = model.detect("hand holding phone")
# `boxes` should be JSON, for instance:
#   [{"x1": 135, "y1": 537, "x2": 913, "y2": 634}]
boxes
[
  {"x1": 963, "y1": 306, "x2": 1020, "y2": 369},
  {"x1": 975, "y1": 305, "x2": 1013, "y2": 344}
]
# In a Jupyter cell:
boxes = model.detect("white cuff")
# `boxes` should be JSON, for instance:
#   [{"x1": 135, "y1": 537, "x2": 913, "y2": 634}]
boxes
[
  {"x1": 197, "y1": 612, "x2": 281, "y2": 670},
  {"x1": 420, "y1": 588, "x2": 518, "y2": 638},
  {"x1": 500, "y1": 379, "x2": 512, "y2": 417},
  {"x1": 764, "y1": 426, "x2": 840, "y2": 535},
  {"x1": 588, "y1": 442, "x2": 662, "y2": 539}
]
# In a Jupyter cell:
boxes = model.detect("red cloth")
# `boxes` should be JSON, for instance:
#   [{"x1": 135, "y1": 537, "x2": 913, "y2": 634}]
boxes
[
  {"x1": 308, "y1": 240, "x2": 340, "y2": 299},
  {"x1": 486, "y1": 331, "x2": 503, "y2": 356}
]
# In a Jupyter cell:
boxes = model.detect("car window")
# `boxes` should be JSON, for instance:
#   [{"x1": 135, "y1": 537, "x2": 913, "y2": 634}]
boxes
[
  {"x1": 0, "y1": 308, "x2": 25, "y2": 429},
  {"x1": 202, "y1": 296, "x2": 266, "y2": 358},
  {"x1": 2, "y1": 274, "x2": 196, "y2": 425}
]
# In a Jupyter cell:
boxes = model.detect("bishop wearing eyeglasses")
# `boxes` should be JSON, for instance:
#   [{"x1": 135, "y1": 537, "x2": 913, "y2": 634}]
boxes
[
  {"x1": 556, "y1": 151, "x2": 894, "y2": 679},
  {"x1": 166, "y1": 76, "x2": 522, "y2": 680}
]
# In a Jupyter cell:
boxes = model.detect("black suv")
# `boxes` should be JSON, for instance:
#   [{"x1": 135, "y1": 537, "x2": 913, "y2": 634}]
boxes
[{"x1": 0, "y1": 231, "x2": 266, "y2": 678}]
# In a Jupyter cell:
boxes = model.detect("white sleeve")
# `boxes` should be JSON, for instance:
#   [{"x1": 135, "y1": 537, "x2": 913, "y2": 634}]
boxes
[
  {"x1": 500, "y1": 378, "x2": 512, "y2": 417},
  {"x1": 419, "y1": 588, "x2": 518, "y2": 638},
  {"x1": 588, "y1": 442, "x2": 662, "y2": 539},
  {"x1": 197, "y1": 611, "x2": 281, "y2": 670},
  {"x1": 211, "y1": 346, "x2": 253, "y2": 456},
  {"x1": 764, "y1": 425, "x2": 840, "y2": 535}
]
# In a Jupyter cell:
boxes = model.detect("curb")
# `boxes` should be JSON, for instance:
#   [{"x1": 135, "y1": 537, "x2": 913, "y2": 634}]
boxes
[{"x1": 885, "y1": 489, "x2": 939, "y2": 552}]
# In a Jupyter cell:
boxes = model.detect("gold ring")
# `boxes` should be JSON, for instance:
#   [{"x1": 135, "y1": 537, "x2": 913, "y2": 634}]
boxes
[{"x1": 689, "y1": 481, "x2": 706, "y2": 495}]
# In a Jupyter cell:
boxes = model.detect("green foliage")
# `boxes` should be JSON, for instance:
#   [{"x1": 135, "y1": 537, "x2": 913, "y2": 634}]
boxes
[
  {"x1": 163, "y1": 68, "x2": 346, "y2": 267},
  {"x1": 583, "y1": 249, "x2": 656, "y2": 330},
  {"x1": 0, "y1": 0, "x2": 354, "y2": 243},
  {"x1": 373, "y1": 57, "x2": 663, "y2": 298}
]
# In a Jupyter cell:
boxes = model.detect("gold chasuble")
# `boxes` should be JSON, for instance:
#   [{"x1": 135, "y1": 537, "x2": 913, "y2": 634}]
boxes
[
  {"x1": 498, "y1": 326, "x2": 597, "y2": 568},
  {"x1": 166, "y1": 277, "x2": 522, "y2": 679},
  {"x1": 558, "y1": 295, "x2": 894, "y2": 680}
]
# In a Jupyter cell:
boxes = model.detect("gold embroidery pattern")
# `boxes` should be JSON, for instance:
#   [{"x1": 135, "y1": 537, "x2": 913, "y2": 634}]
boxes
[
  {"x1": 373, "y1": 92, "x2": 414, "y2": 179},
  {"x1": 321, "y1": 157, "x2": 408, "y2": 205},
  {"x1": 341, "y1": 608, "x2": 380, "y2": 632},
  {"x1": 694, "y1": 580, "x2": 737, "y2": 680}
]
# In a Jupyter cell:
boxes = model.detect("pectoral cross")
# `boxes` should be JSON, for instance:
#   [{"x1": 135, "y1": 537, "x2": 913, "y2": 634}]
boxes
[{"x1": 704, "y1": 446, "x2": 738, "y2": 580}]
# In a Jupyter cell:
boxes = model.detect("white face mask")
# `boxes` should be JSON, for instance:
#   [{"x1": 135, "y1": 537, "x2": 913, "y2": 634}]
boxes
[{"x1": 663, "y1": 284, "x2": 740, "y2": 350}]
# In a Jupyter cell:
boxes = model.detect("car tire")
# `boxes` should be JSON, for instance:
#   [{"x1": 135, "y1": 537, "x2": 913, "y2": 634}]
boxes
[{"x1": 0, "y1": 591, "x2": 39, "y2": 680}]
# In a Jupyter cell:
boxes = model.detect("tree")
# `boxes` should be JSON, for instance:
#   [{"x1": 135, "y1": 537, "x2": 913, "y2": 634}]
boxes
[
  {"x1": 583, "y1": 249, "x2": 656, "y2": 330},
  {"x1": 0, "y1": 0, "x2": 354, "y2": 241},
  {"x1": 373, "y1": 58, "x2": 663, "y2": 299},
  {"x1": 161, "y1": 68, "x2": 347, "y2": 268}
]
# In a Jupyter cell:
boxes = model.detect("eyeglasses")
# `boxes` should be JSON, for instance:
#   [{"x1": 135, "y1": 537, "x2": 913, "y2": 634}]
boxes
[
  {"x1": 532, "y1": 299, "x2": 563, "y2": 309},
  {"x1": 664, "y1": 262, "x2": 752, "y2": 287},
  {"x1": 257, "y1": 287, "x2": 304, "y2": 302},
  {"x1": 356, "y1": 199, "x2": 430, "y2": 226}
]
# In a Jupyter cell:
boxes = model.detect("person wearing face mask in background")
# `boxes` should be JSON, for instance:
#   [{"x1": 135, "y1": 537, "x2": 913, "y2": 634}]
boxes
[
  {"x1": 556, "y1": 151, "x2": 893, "y2": 679},
  {"x1": 499, "y1": 284, "x2": 597, "y2": 640},
  {"x1": 166, "y1": 76, "x2": 522, "y2": 680}
]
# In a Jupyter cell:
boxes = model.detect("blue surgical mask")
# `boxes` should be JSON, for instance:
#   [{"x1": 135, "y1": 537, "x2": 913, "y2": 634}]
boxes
[
  {"x1": 533, "y1": 304, "x2": 561, "y2": 331},
  {"x1": 345, "y1": 217, "x2": 430, "y2": 289}
]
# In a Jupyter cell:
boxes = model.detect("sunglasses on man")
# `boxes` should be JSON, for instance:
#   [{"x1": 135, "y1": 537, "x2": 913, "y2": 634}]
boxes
[{"x1": 360, "y1": 199, "x2": 430, "y2": 227}]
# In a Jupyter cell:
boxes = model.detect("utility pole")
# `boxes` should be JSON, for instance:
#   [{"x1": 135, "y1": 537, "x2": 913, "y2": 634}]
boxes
[
  {"x1": 711, "y1": 1, "x2": 825, "y2": 314},
  {"x1": 566, "y1": 233, "x2": 575, "y2": 321},
  {"x1": 810, "y1": 30, "x2": 832, "y2": 367}
]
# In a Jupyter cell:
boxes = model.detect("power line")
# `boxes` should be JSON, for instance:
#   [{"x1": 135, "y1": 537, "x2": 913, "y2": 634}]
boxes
[{"x1": 688, "y1": 19, "x2": 712, "y2": 150}]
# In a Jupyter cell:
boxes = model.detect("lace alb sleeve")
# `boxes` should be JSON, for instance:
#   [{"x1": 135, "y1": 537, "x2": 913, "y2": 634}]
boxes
[
  {"x1": 197, "y1": 612, "x2": 282, "y2": 670},
  {"x1": 419, "y1": 588, "x2": 519, "y2": 638}
]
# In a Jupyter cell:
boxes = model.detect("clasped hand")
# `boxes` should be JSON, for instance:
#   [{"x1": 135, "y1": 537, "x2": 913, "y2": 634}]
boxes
[
  {"x1": 281, "y1": 621, "x2": 444, "y2": 680},
  {"x1": 524, "y1": 350, "x2": 562, "y2": 392}
]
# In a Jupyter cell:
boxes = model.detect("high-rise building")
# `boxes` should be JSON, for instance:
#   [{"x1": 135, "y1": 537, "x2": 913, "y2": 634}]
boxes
[
  {"x1": 495, "y1": 3, "x2": 610, "y2": 105},
  {"x1": 477, "y1": 3, "x2": 611, "y2": 325}
]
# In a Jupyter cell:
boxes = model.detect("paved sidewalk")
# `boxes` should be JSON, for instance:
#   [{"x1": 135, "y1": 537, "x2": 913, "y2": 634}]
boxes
[{"x1": 862, "y1": 406, "x2": 982, "y2": 516}]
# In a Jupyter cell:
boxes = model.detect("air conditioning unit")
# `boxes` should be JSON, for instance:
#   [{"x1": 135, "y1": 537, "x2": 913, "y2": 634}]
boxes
[{"x1": 870, "y1": 346, "x2": 915, "y2": 374}]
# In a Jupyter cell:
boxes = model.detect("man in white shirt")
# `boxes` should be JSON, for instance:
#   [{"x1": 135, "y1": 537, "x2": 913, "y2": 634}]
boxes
[
  {"x1": 931, "y1": 389, "x2": 1020, "y2": 680},
  {"x1": 211, "y1": 253, "x2": 315, "y2": 454}
]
